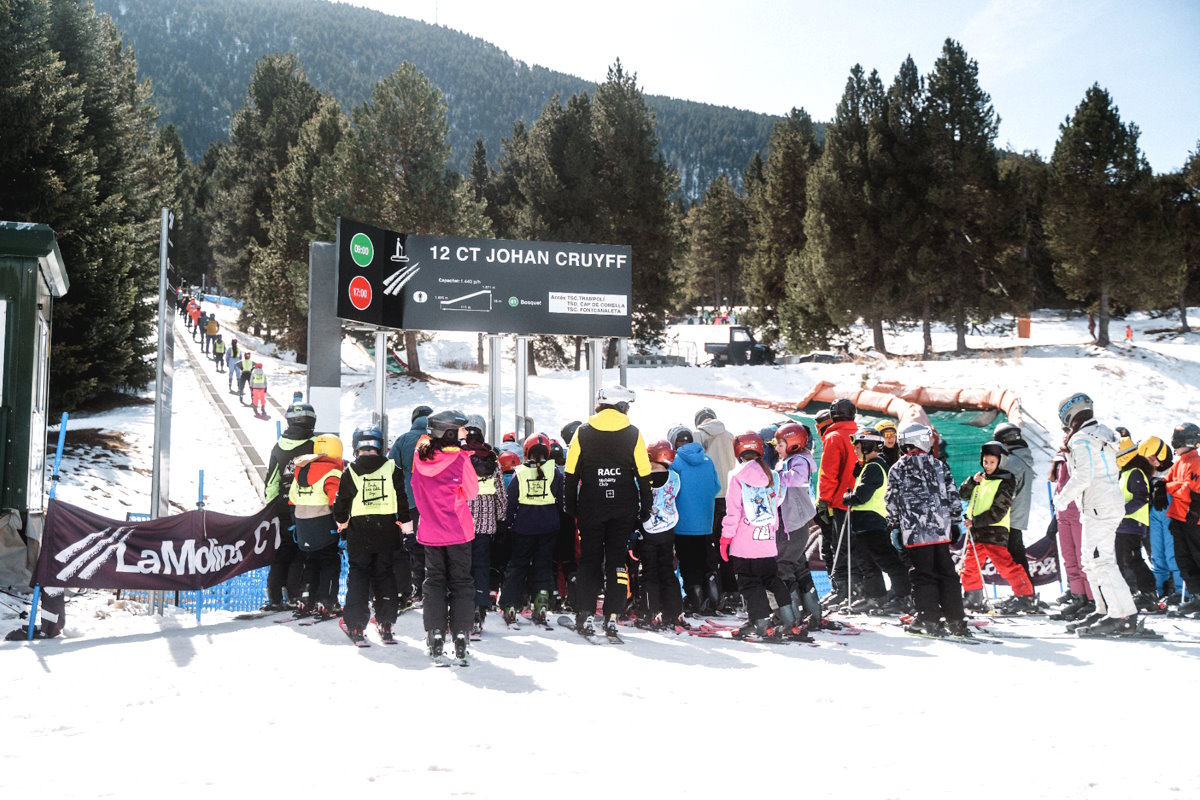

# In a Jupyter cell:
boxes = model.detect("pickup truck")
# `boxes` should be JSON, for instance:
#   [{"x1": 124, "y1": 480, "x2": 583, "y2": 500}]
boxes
[{"x1": 704, "y1": 326, "x2": 775, "y2": 366}]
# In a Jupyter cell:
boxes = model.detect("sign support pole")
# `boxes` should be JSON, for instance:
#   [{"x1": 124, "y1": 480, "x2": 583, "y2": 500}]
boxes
[
  {"x1": 618, "y1": 338, "x2": 629, "y2": 387},
  {"x1": 514, "y1": 335, "x2": 530, "y2": 440},
  {"x1": 588, "y1": 338, "x2": 604, "y2": 416},
  {"x1": 373, "y1": 329, "x2": 388, "y2": 444},
  {"x1": 488, "y1": 335, "x2": 502, "y2": 446}
]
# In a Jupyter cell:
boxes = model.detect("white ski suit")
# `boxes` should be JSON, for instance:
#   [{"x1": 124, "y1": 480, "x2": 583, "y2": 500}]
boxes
[{"x1": 1054, "y1": 419, "x2": 1136, "y2": 618}]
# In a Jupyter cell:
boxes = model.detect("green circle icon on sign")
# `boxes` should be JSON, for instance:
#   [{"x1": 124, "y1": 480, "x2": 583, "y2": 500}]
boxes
[
  {"x1": 350, "y1": 232, "x2": 374, "y2": 267},
  {"x1": 508, "y1": 296, "x2": 519, "y2": 307}
]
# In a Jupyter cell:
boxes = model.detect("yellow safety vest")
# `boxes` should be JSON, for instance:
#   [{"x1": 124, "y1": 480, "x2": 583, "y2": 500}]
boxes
[
  {"x1": 1121, "y1": 468, "x2": 1150, "y2": 526},
  {"x1": 213, "y1": 340, "x2": 225, "y2": 355},
  {"x1": 516, "y1": 462, "x2": 555, "y2": 506},
  {"x1": 850, "y1": 459, "x2": 888, "y2": 519},
  {"x1": 239, "y1": 356, "x2": 253, "y2": 373},
  {"x1": 349, "y1": 461, "x2": 398, "y2": 517},
  {"x1": 477, "y1": 472, "x2": 497, "y2": 496},
  {"x1": 968, "y1": 476, "x2": 1011, "y2": 531},
  {"x1": 289, "y1": 463, "x2": 335, "y2": 507},
  {"x1": 250, "y1": 368, "x2": 266, "y2": 388}
]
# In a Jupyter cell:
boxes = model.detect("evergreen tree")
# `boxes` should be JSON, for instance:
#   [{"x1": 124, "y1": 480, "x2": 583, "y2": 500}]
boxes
[
  {"x1": 924, "y1": 39, "x2": 1010, "y2": 354},
  {"x1": 678, "y1": 174, "x2": 749, "y2": 311},
  {"x1": 1164, "y1": 144, "x2": 1200, "y2": 331},
  {"x1": 743, "y1": 108, "x2": 822, "y2": 343},
  {"x1": 997, "y1": 151, "x2": 1059, "y2": 311},
  {"x1": 1045, "y1": 85, "x2": 1160, "y2": 346}
]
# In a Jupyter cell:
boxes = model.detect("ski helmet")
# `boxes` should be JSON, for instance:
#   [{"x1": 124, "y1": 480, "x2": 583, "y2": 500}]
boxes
[
  {"x1": 1115, "y1": 434, "x2": 1137, "y2": 468},
  {"x1": 465, "y1": 414, "x2": 487, "y2": 439},
  {"x1": 548, "y1": 440, "x2": 566, "y2": 465},
  {"x1": 427, "y1": 410, "x2": 468, "y2": 440},
  {"x1": 523, "y1": 432, "x2": 552, "y2": 462},
  {"x1": 560, "y1": 420, "x2": 582, "y2": 446},
  {"x1": 854, "y1": 428, "x2": 886, "y2": 453},
  {"x1": 667, "y1": 425, "x2": 694, "y2": 450},
  {"x1": 646, "y1": 439, "x2": 677, "y2": 467},
  {"x1": 874, "y1": 419, "x2": 898, "y2": 435},
  {"x1": 352, "y1": 425, "x2": 384, "y2": 453},
  {"x1": 597, "y1": 384, "x2": 636, "y2": 408},
  {"x1": 774, "y1": 422, "x2": 810, "y2": 455},
  {"x1": 992, "y1": 422, "x2": 1023, "y2": 446},
  {"x1": 1137, "y1": 436, "x2": 1171, "y2": 465},
  {"x1": 1171, "y1": 422, "x2": 1200, "y2": 450},
  {"x1": 285, "y1": 402, "x2": 317, "y2": 427},
  {"x1": 898, "y1": 423, "x2": 933, "y2": 453},
  {"x1": 979, "y1": 440, "x2": 1010, "y2": 467},
  {"x1": 695, "y1": 407, "x2": 717, "y2": 427},
  {"x1": 814, "y1": 410, "x2": 833, "y2": 437},
  {"x1": 829, "y1": 398, "x2": 857, "y2": 422},
  {"x1": 411, "y1": 404, "x2": 434, "y2": 423},
  {"x1": 313, "y1": 434, "x2": 343, "y2": 460},
  {"x1": 497, "y1": 450, "x2": 522, "y2": 473},
  {"x1": 733, "y1": 431, "x2": 765, "y2": 461},
  {"x1": 1057, "y1": 393, "x2": 1094, "y2": 430}
]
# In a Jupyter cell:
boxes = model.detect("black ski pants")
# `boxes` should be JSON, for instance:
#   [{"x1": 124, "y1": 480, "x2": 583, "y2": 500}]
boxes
[
  {"x1": 423, "y1": 541, "x2": 474, "y2": 637},
  {"x1": 472, "y1": 532, "x2": 492, "y2": 610},
  {"x1": 267, "y1": 512, "x2": 302, "y2": 605},
  {"x1": 343, "y1": 547, "x2": 397, "y2": 631},
  {"x1": 1115, "y1": 533, "x2": 1156, "y2": 595},
  {"x1": 907, "y1": 543, "x2": 964, "y2": 622},
  {"x1": 1170, "y1": 519, "x2": 1200, "y2": 588},
  {"x1": 856, "y1": 529, "x2": 911, "y2": 597},
  {"x1": 577, "y1": 515, "x2": 637, "y2": 619},
  {"x1": 299, "y1": 543, "x2": 342, "y2": 610},
  {"x1": 675, "y1": 533, "x2": 714, "y2": 596},
  {"x1": 1007, "y1": 528, "x2": 1032, "y2": 584},
  {"x1": 391, "y1": 507, "x2": 422, "y2": 601},
  {"x1": 641, "y1": 532, "x2": 682, "y2": 620},
  {"x1": 819, "y1": 508, "x2": 854, "y2": 596},
  {"x1": 501, "y1": 532, "x2": 556, "y2": 610},
  {"x1": 730, "y1": 554, "x2": 790, "y2": 622}
]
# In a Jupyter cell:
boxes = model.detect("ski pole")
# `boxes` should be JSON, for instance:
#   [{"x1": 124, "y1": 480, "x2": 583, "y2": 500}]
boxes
[
  {"x1": 845, "y1": 510, "x2": 852, "y2": 607},
  {"x1": 963, "y1": 525, "x2": 990, "y2": 605},
  {"x1": 29, "y1": 412, "x2": 69, "y2": 641}
]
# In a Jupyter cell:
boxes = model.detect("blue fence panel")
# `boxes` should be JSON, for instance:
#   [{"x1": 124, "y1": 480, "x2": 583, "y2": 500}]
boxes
[{"x1": 811, "y1": 569, "x2": 832, "y2": 597}]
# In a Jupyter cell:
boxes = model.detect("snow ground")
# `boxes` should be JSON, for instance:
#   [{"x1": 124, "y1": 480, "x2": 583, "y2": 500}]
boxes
[{"x1": 3, "y1": 304, "x2": 1199, "y2": 799}]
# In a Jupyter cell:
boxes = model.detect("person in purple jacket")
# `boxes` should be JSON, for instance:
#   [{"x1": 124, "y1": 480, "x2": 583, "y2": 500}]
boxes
[
  {"x1": 718, "y1": 431, "x2": 799, "y2": 639},
  {"x1": 667, "y1": 425, "x2": 722, "y2": 616},
  {"x1": 411, "y1": 410, "x2": 479, "y2": 663}
]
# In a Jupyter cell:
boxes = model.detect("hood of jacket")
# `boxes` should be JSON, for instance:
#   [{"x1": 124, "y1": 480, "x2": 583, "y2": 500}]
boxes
[
  {"x1": 413, "y1": 447, "x2": 465, "y2": 478},
  {"x1": 697, "y1": 418, "x2": 728, "y2": 439},
  {"x1": 675, "y1": 441, "x2": 710, "y2": 466},
  {"x1": 410, "y1": 415, "x2": 429, "y2": 433},
  {"x1": 732, "y1": 458, "x2": 774, "y2": 488}
]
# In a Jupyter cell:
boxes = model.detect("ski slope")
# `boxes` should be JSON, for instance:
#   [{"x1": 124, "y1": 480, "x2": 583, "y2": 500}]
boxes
[{"x1": 3, "y1": 306, "x2": 1199, "y2": 799}]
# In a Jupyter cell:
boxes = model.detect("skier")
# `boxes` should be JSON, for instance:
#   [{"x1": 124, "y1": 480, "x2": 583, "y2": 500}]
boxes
[
  {"x1": 773, "y1": 421, "x2": 822, "y2": 625},
  {"x1": 289, "y1": 433, "x2": 345, "y2": 618},
  {"x1": 959, "y1": 440, "x2": 1037, "y2": 613},
  {"x1": 500, "y1": 433, "x2": 563, "y2": 626},
  {"x1": 718, "y1": 431, "x2": 798, "y2": 639},
  {"x1": 332, "y1": 426, "x2": 411, "y2": 645},
  {"x1": 261, "y1": 401, "x2": 317, "y2": 610},
  {"x1": 1140, "y1": 436, "x2": 1182, "y2": 600},
  {"x1": 635, "y1": 440, "x2": 684, "y2": 629},
  {"x1": 462, "y1": 415, "x2": 507, "y2": 636},
  {"x1": 212, "y1": 334, "x2": 225, "y2": 372},
  {"x1": 1049, "y1": 449, "x2": 1094, "y2": 620},
  {"x1": 993, "y1": 421, "x2": 1036, "y2": 587},
  {"x1": 1114, "y1": 438, "x2": 1161, "y2": 611},
  {"x1": 667, "y1": 425, "x2": 722, "y2": 616},
  {"x1": 249, "y1": 362, "x2": 267, "y2": 416},
  {"x1": 1165, "y1": 422, "x2": 1200, "y2": 615},
  {"x1": 843, "y1": 427, "x2": 912, "y2": 614},
  {"x1": 875, "y1": 419, "x2": 901, "y2": 469},
  {"x1": 411, "y1": 410, "x2": 479, "y2": 662},
  {"x1": 563, "y1": 385, "x2": 653, "y2": 640},
  {"x1": 237, "y1": 351, "x2": 254, "y2": 403},
  {"x1": 387, "y1": 404, "x2": 433, "y2": 605},
  {"x1": 816, "y1": 398, "x2": 859, "y2": 608},
  {"x1": 884, "y1": 423, "x2": 969, "y2": 637},
  {"x1": 694, "y1": 407, "x2": 739, "y2": 610},
  {"x1": 1053, "y1": 393, "x2": 1143, "y2": 636},
  {"x1": 225, "y1": 339, "x2": 239, "y2": 391}
]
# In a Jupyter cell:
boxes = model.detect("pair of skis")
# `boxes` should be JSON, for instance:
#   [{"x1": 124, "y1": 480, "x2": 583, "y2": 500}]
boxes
[{"x1": 556, "y1": 615, "x2": 624, "y2": 644}]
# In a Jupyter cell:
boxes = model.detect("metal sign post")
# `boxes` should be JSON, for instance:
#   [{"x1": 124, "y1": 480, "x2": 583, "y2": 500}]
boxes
[
  {"x1": 151, "y1": 208, "x2": 174, "y2": 521},
  {"x1": 488, "y1": 335, "x2": 503, "y2": 446},
  {"x1": 514, "y1": 335, "x2": 530, "y2": 440},
  {"x1": 588, "y1": 338, "x2": 605, "y2": 417},
  {"x1": 373, "y1": 329, "x2": 388, "y2": 444}
]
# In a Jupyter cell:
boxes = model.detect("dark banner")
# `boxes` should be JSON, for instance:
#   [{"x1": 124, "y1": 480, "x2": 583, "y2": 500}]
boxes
[
  {"x1": 32, "y1": 498, "x2": 290, "y2": 590},
  {"x1": 951, "y1": 532, "x2": 1061, "y2": 587},
  {"x1": 335, "y1": 217, "x2": 633, "y2": 337}
]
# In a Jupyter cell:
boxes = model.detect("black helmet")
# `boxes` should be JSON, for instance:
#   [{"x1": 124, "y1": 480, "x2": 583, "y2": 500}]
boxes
[
  {"x1": 668, "y1": 425, "x2": 694, "y2": 450},
  {"x1": 993, "y1": 422, "x2": 1023, "y2": 446},
  {"x1": 560, "y1": 420, "x2": 582, "y2": 445},
  {"x1": 411, "y1": 404, "x2": 434, "y2": 423},
  {"x1": 352, "y1": 425, "x2": 384, "y2": 453},
  {"x1": 427, "y1": 410, "x2": 468, "y2": 439},
  {"x1": 285, "y1": 403, "x2": 317, "y2": 427},
  {"x1": 980, "y1": 440, "x2": 1010, "y2": 466},
  {"x1": 1171, "y1": 422, "x2": 1200, "y2": 450},
  {"x1": 829, "y1": 398, "x2": 857, "y2": 422}
]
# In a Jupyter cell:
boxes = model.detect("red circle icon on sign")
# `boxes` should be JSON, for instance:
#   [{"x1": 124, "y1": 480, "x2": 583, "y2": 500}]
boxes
[{"x1": 348, "y1": 275, "x2": 372, "y2": 310}]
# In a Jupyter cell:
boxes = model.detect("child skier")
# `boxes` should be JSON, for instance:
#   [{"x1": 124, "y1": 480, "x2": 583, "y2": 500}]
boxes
[
  {"x1": 289, "y1": 434, "x2": 345, "y2": 618},
  {"x1": 719, "y1": 431, "x2": 799, "y2": 639},
  {"x1": 501, "y1": 433, "x2": 563, "y2": 626},
  {"x1": 462, "y1": 416, "x2": 507, "y2": 637},
  {"x1": 773, "y1": 422, "x2": 822, "y2": 625},
  {"x1": 332, "y1": 426, "x2": 411, "y2": 645},
  {"x1": 411, "y1": 410, "x2": 479, "y2": 662},
  {"x1": 843, "y1": 428, "x2": 912, "y2": 614},
  {"x1": 249, "y1": 362, "x2": 267, "y2": 416},
  {"x1": 884, "y1": 423, "x2": 968, "y2": 637},
  {"x1": 1166, "y1": 422, "x2": 1200, "y2": 615},
  {"x1": 636, "y1": 440, "x2": 684, "y2": 629},
  {"x1": 667, "y1": 425, "x2": 722, "y2": 616},
  {"x1": 959, "y1": 440, "x2": 1036, "y2": 614},
  {"x1": 1114, "y1": 439, "x2": 1161, "y2": 611}
]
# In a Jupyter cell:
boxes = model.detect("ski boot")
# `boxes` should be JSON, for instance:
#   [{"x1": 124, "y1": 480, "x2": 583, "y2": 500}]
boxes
[
  {"x1": 876, "y1": 593, "x2": 913, "y2": 616},
  {"x1": 502, "y1": 606, "x2": 518, "y2": 626},
  {"x1": 1049, "y1": 592, "x2": 1088, "y2": 620},
  {"x1": 733, "y1": 618, "x2": 772, "y2": 640},
  {"x1": 1135, "y1": 592, "x2": 1164, "y2": 614},
  {"x1": 532, "y1": 590, "x2": 549, "y2": 626},
  {"x1": 943, "y1": 618, "x2": 973, "y2": 638},
  {"x1": 995, "y1": 594, "x2": 1038, "y2": 614},
  {"x1": 377, "y1": 622, "x2": 395, "y2": 644},
  {"x1": 798, "y1": 587, "x2": 823, "y2": 627},
  {"x1": 1077, "y1": 614, "x2": 1138, "y2": 637},
  {"x1": 453, "y1": 633, "x2": 469, "y2": 663},
  {"x1": 471, "y1": 608, "x2": 484, "y2": 638},
  {"x1": 1176, "y1": 594, "x2": 1200, "y2": 615},
  {"x1": 962, "y1": 588, "x2": 989, "y2": 612},
  {"x1": 575, "y1": 614, "x2": 596, "y2": 636},
  {"x1": 849, "y1": 595, "x2": 881, "y2": 614},
  {"x1": 604, "y1": 614, "x2": 623, "y2": 643},
  {"x1": 427, "y1": 629, "x2": 445, "y2": 657},
  {"x1": 1065, "y1": 611, "x2": 1105, "y2": 633},
  {"x1": 905, "y1": 614, "x2": 945, "y2": 637}
]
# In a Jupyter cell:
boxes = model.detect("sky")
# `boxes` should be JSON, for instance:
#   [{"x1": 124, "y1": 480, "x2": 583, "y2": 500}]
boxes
[{"x1": 336, "y1": 0, "x2": 1200, "y2": 174}]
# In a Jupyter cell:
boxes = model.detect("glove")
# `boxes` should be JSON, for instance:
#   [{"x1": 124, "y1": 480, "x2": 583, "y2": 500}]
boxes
[
  {"x1": 399, "y1": 520, "x2": 414, "y2": 536},
  {"x1": 949, "y1": 523, "x2": 962, "y2": 544},
  {"x1": 816, "y1": 499, "x2": 831, "y2": 519},
  {"x1": 719, "y1": 538, "x2": 731, "y2": 562},
  {"x1": 1151, "y1": 480, "x2": 1169, "y2": 511},
  {"x1": 841, "y1": 492, "x2": 854, "y2": 507}
]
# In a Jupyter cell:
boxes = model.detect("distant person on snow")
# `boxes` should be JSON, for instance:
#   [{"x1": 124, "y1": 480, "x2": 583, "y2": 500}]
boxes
[
  {"x1": 205, "y1": 314, "x2": 220, "y2": 354},
  {"x1": 225, "y1": 339, "x2": 240, "y2": 391},
  {"x1": 1125, "y1": 324, "x2": 1133, "y2": 343},
  {"x1": 212, "y1": 334, "x2": 225, "y2": 372},
  {"x1": 249, "y1": 362, "x2": 267, "y2": 416},
  {"x1": 237, "y1": 351, "x2": 254, "y2": 402}
]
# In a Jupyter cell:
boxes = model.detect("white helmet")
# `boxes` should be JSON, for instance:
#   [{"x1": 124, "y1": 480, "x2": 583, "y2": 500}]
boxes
[
  {"x1": 898, "y1": 423, "x2": 933, "y2": 453},
  {"x1": 597, "y1": 384, "x2": 636, "y2": 406}
]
